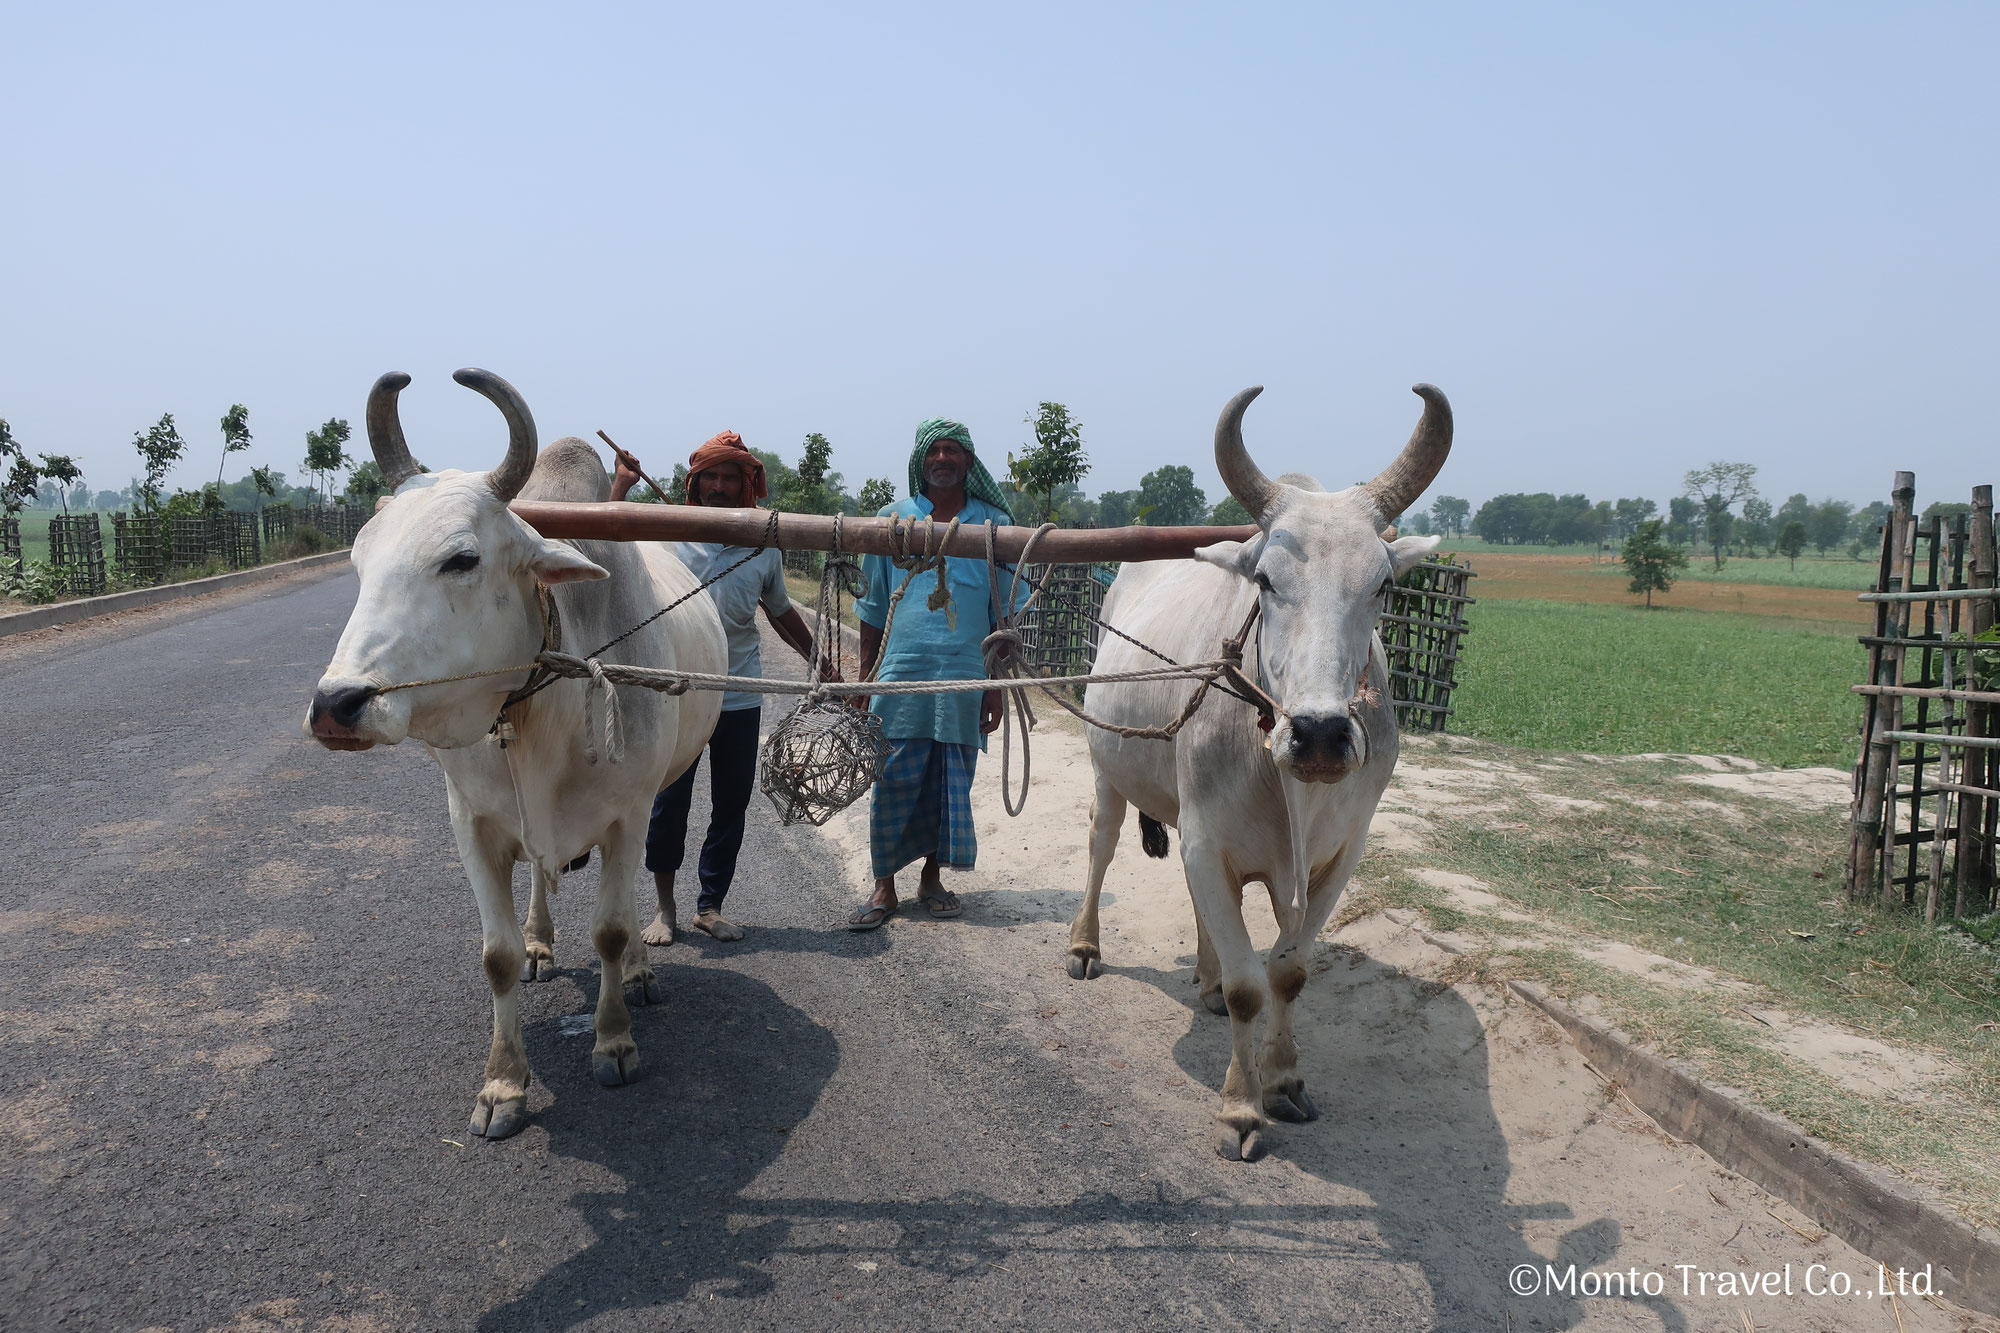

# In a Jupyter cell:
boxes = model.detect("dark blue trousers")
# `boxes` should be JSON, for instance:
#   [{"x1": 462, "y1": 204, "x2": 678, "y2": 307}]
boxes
[{"x1": 644, "y1": 706, "x2": 760, "y2": 914}]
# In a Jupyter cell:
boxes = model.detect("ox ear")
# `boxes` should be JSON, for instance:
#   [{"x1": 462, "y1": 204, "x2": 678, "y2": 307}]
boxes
[
  {"x1": 527, "y1": 538, "x2": 608, "y2": 585},
  {"x1": 1192, "y1": 537, "x2": 1262, "y2": 580},
  {"x1": 1386, "y1": 533, "x2": 1441, "y2": 576}
]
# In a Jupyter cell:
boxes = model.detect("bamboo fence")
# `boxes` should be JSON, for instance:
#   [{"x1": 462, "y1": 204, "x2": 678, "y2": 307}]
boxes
[
  {"x1": 1846, "y1": 476, "x2": 1998, "y2": 920},
  {"x1": 2, "y1": 514, "x2": 20, "y2": 572},
  {"x1": 1382, "y1": 558, "x2": 1476, "y2": 732},
  {"x1": 47, "y1": 513, "x2": 107, "y2": 597}
]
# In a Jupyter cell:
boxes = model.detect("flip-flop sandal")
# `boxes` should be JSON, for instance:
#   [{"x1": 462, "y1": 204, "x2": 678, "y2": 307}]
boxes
[
  {"x1": 918, "y1": 890, "x2": 962, "y2": 919},
  {"x1": 846, "y1": 901, "x2": 894, "y2": 931}
]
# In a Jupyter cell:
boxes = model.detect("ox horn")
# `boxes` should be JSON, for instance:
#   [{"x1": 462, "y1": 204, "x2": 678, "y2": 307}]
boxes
[
  {"x1": 1360, "y1": 384, "x2": 1453, "y2": 522},
  {"x1": 453, "y1": 368, "x2": 538, "y2": 501},
  {"x1": 1214, "y1": 385, "x2": 1279, "y2": 522},
  {"x1": 365, "y1": 371, "x2": 420, "y2": 492}
]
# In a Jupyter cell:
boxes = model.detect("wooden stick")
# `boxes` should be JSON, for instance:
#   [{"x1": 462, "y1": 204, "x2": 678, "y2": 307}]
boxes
[
  {"x1": 595, "y1": 431, "x2": 672, "y2": 505},
  {"x1": 1853, "y1": 684, "x2": 2000, "y2": 705},
  {"x1": 508, "y1": 500, "x2": 1259, "y2": 564}
]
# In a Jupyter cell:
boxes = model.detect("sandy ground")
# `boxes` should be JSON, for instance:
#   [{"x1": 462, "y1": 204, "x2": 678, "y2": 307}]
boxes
[{"x1": 806, "y1": 708, "x2": 1992, "y2": 1330}]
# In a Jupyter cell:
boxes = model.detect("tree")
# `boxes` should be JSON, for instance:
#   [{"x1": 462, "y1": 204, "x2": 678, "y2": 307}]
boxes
[
  {"x1": 1210, "y1": 495, "x2": 1254, "y2": 526},
  {"x1": 1097, "y1": 488, "x2": 1147, "y2": 528},
  {"x1": 1682, "y1": 461, "x2": 1758, "y2": 570},
  {"x1": 37, "y1": 455, "x2": 82, "y2": 515},
  {"x1": 250, "y1": 466, "x2": 281, "y2": 506},
  {"x1": 302, "y1": 419, "x2": 353, "y2": 503},
  {"x1": 1009, "y1": 402, "x2": 1090, "y2": 525},
  {"x1": 1665, "y1": 496, "x2": 1697, "y2": 546},
  {"x1": 1472, "y1": 493, "x2": 1558, "y2": 544},
  {"x1": 1400, "y1": 509, "x2": 1432, "y2": 536},
  {"x1": 797, "y1": 432, "x2": 832, "y2": 489},
  {"x1": 344, "y1": 461, "x2": 390, "y2": 509},
  {"x1": 133, "y1": 413, "x2": 186, "y2": 512},
  {"x1": 1776, "y1": 492, "x2": 1812, "y2": 531},
  {"x1": 217, "y1": 404, "x2": 252, "y2": 487},
  {"x1": 773, "y1": 433, "x2": 849, "y2": 515},
  {"x1": 1622, "y1": 519, "x2": 1688, "y2": 609},
  {"x1": 1810, "y1": 499, "x2": 1854, "y2": 555},
  {"x1": 857, "y1": 477, "x2": 896, "y2": 514},
  {"x1": 1739, "y1": 496, "x2": 1773, "y2": 553},
  {"x1": 1611, "y1": 498, "x2": 1657, "y2": 541},
  {"x1": 0, "y1": 419, "x2": 39, "y2": 518},
  {"x1": 1777, "y1": 521, "x2": 1808, "y2": 571},
  {"x1": 1429, "y1": 495, "x2": 1470, "y2": 537},
  {"x1": 1844, "y1": 501, "x2": 1889, "y2": 557},
  {"x1": 1137, "y1": 465, "x2": 1207, "y2": 527}
]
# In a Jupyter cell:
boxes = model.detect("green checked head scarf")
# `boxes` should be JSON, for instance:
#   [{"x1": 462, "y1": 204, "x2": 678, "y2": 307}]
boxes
[{"x1": 908, "y1": 418, "x2": 1014, "y2": 518}]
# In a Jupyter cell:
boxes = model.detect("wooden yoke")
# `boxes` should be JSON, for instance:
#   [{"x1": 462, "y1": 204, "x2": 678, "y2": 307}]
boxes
[{"x1": 508, "y1": 501, "x2": 1259, "y2": 564}]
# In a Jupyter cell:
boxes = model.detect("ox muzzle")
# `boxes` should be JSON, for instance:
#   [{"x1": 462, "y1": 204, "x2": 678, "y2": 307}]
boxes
[
  {"x1": 307, "y1": 685, "x2": 380, "y2": 751},
  {"x1": 1277, "y1": 709, "x2": 1362, "y2": 784}
]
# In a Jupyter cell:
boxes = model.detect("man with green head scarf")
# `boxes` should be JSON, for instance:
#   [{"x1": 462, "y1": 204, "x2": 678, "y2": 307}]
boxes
[{"x1": 847, "y1": 418, "x2": 1025, "y2": 929}]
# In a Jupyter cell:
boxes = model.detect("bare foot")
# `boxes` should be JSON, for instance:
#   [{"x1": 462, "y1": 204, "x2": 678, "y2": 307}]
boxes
[{"x1": 641, "y1": 912, "x2": 676, "y2": 948}]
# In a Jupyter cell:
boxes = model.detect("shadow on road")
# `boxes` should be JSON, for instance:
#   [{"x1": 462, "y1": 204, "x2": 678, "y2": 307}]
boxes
[
  {"x1": 1102, "y1": 951, "x2": 1688, "y2": 1333},
  {"x1": 480, "y1": 960, "x2": 840, "y2": 1331},
  {"x1": 486, "y1": 941, "x2": 1685, "y2": 1332}
]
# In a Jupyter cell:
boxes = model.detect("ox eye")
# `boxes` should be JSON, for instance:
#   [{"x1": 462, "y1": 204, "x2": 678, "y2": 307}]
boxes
[
  {"x1": 1253, "y1": 571, "x2": 1273, "y2": 592},
  {"x1": 440, "y1": 551, "x2": 480, "y2": 574}
]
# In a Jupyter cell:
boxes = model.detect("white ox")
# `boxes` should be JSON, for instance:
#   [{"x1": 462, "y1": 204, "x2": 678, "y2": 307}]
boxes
[
  {"x1": 306, "y1": 369, "x2": 724, "y2": 1140},
  {"x1": 1066, "y1": 383, "x2": 1451, "y2": 1160}
]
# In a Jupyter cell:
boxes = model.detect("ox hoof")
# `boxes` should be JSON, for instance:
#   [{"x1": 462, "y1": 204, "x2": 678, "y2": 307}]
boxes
[
  {"x1": 1264, "y1": 1083, "x2": 1318, "y2": 1123},
  {"x1": 1214, "y1": 1122, "x2": 1265, "y2": 1163},
  {"x1": 1066, "y1": 950, "x2": 1100, "y2": 981},
  {"x1": 469, "y1": 1088, "x2": 529, "y2": 1141},
  {"x1": 522, "y1": 945, "x2": 556, "y2": 983},
  {"x1": 625, "y1": 969, "x2": 661, "y2": 1006},
  {"x1": 591, "y1": 1044, "x2": 640, "y2": 1087},
  {"x1": 1200, "y1": 988, "x2": 1229, "y2": 1017}
]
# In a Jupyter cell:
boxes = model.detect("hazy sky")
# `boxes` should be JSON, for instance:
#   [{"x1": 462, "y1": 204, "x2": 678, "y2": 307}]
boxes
[{"x1": 3, "y1": 2, "x2": 1994, "y2": 515}]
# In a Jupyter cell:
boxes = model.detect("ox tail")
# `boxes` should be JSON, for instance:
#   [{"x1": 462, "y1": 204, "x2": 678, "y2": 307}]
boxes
[{"x1": 1138, "y1": 813, "x2": 1170, "y2": 859}]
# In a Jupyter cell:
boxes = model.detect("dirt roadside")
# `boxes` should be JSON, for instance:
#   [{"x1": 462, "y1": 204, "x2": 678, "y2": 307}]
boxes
[{"x1": 800, "y1": 705, "x2": 1996, "y2": 1330}]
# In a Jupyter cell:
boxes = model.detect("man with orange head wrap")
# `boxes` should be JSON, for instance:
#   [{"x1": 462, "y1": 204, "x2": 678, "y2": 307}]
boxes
[{"x1": 609, "y1": 432, "x2": 825, "y2": 944}]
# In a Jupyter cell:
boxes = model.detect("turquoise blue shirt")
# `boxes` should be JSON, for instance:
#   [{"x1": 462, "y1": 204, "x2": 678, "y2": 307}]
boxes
[{"x1": 856, "y1": 495, "x2": 1027, "y2": 749}]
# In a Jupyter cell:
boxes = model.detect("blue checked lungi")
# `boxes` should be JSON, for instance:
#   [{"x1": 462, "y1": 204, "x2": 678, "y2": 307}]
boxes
[{"x1": 869, "y1": 737, "x2": 978, "y2": 880}]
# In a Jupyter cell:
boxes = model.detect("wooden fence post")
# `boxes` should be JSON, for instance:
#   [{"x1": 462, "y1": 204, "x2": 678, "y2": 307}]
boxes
[
  {"x1": 1849, "y1": 471, "x2": 1916, "y2": 902},
  {"x1": 1957, "y1": 486, "x2": 1998, "y2": 910}
]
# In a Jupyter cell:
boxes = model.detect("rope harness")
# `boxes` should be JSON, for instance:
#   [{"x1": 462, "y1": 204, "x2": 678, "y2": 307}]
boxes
[{"x1": 358, "y1": 510, "x2": 1287, "y2": 823}]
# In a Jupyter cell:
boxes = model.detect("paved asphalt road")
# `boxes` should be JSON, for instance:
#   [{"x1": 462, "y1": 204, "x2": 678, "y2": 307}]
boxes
[{"x1": 3, "y1": 569, "x2": 1647, "y2": 1332}]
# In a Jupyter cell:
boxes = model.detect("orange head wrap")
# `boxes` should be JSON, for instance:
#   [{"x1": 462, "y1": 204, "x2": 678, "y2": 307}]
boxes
[{"x1": 683, "y1": 430, "x2": 767, "y2": 505}]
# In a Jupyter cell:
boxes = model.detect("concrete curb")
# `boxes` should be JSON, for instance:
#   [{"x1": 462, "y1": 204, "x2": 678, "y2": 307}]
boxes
[
  {"x1": 0, "y1": 549, "x2": 352, "y2": 638},
  {"x1": 1507, "y1": 977, "x2": 2000, "y2": 1317}
]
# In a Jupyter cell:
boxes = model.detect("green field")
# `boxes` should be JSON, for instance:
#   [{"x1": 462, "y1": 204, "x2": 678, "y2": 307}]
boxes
[
  {"x1": 1578, "y1": 554, "x2": 1879, "y2": 591},
  {"x1": 16, "y1": 510, "x2": 54, "y2": 562},
  {"x1": 1448, "y1": 598, "x2": 1862, "y2": 768}
]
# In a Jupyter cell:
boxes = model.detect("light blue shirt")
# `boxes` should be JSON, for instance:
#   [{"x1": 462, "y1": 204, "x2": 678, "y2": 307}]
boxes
[
  {"x1": 671, "y1": 541, "x2": 791, "y2": 711},
  {"x1": 855, "y1": 495, "x2": 1028, "y2": 749}
]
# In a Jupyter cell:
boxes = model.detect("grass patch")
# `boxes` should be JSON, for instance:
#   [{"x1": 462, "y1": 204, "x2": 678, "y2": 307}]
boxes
[
  {"x1": 1354, "y1": 740, "x2": 2000, "y2": 1225},
  {"x1": 1511, "y1": 944, "x2": 2000, "y2": 1226},
  {"x1": 785, "y1": 573, "x2": 860, "y2": 630},
  {"x1": 1577, "y1": 555, "x2": 1879, "y2": 592},
  {"x1": 1450, "y1": 599, "x2": 1861, "y2": 768},
  {"x1": 17, "y1": 510, "x2": 54, "y2": 563}
]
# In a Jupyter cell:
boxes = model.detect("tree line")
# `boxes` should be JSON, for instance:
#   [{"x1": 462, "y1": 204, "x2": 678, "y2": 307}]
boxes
[
  {"x1": 625, "y1": 402, "x2": 1257, "y2": 529},
  {"x1": 1, "y1": 405, "x2": 364, "y2": 526},
  {"x1": 1425, "y1": 461, "x2": 1913, "y2": 567}
]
